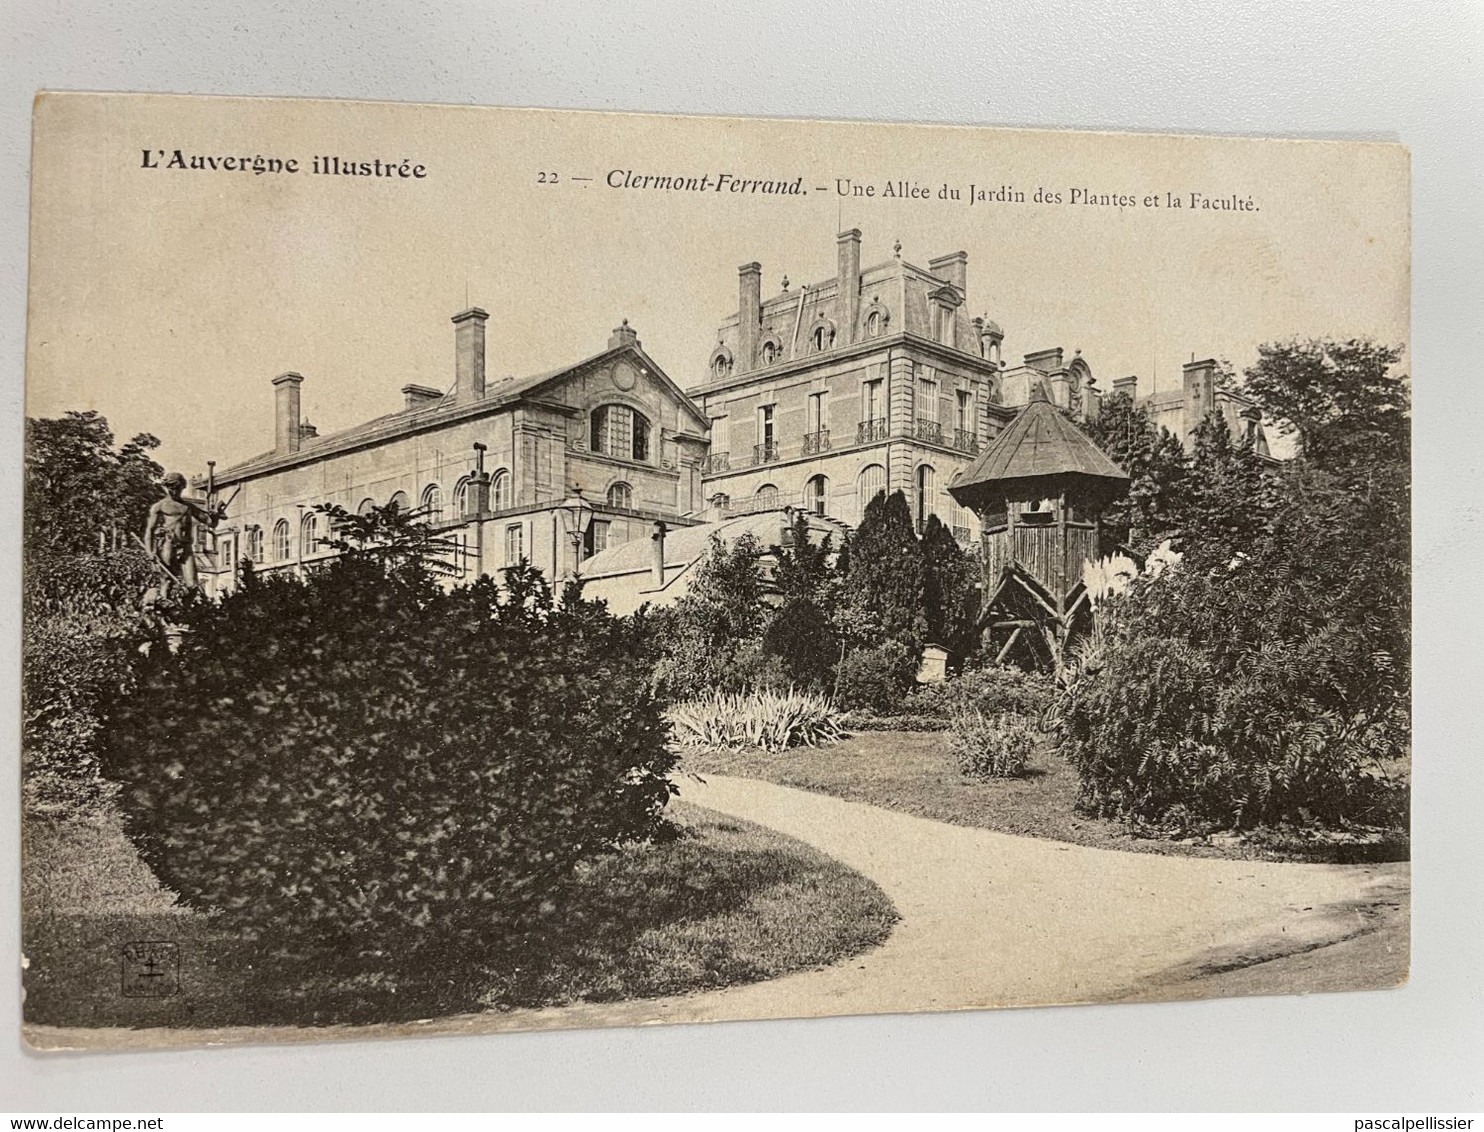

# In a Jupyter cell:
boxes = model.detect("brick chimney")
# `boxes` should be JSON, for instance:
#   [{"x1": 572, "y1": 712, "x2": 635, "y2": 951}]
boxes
[
  {"x1": 836, "y1": 230, "x2": 861, "y2": 345},
  {"x1": 1024, "y1": 347, "x2": 1064, "y2": 373},
  {"x1": 1183, "y1": 358, "x2": 1218, "y2": 439},
  {"x1": 737, "y1": 262, "x2": 762, "y2": 372},
  {"x1": 451, "y1": 307, "x2": 488, "y2": 402},
  {"x1": 272, "y1": 372, "x2": 303, "y2": 454},
  {"x1": 928, "y1": 250, "x2": 968, "y2": 296},
  {"x1": 402, "y1": 383, "x2": 442, "y2": 410}
]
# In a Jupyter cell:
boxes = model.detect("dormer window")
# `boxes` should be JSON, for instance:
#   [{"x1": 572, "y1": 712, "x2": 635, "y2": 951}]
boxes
[
  {"x1": 591, "y1": 404, "x2": 651, "y2": 462},
  {"x1": 807, "y1": 319, "x2": 837, "y2": 354},
  {"x1": 865, "y1": 310, "x2": 883, "y2": 337}
]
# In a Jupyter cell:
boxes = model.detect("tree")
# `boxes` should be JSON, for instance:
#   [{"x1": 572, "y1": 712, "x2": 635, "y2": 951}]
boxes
[
  {"x1": 1183, "y1": 410, "x2": 1279, "y2": 568},
  {"x1": 845, "y1": 490, "x2": 926, "y2": 657},
  {"x1": 1057, "y1": 338, "x2": 1411, "y2": 832},
  {"x1": 1242, "y1": 338, "x2": 1409, "y2": 471},
  {"x1": 762, "y1": 511, "x2": 839, "y2": 692},
  {"x1": 832, "y1": 490, "x2": 928, "y2": 704},
  {"x1": 314, "y1": 500, "x2": 468, "y2": 583},
  {"x1": 652, "y1": 533, "x2": 769, "y2": 699},
  {"x1": 22, "y1": 411, "x2": 167, "y2": 815},
  {"x1": 1082, "y1": 392, "x2": 1192, "y2": 554},
  {"x1": 920, "y1": 514, "x2": 979, "y2": 663},
  {"x1": 25, "y1": 411, "x2": 165, "y2": 560}
]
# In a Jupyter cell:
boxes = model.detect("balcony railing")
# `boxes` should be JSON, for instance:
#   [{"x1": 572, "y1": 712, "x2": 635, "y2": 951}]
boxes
[
  {"x1": 721, "y1": 492, "x2": 783, "y2": 517},
  {"x1": 802, "y1": 429, "x2": 831, "y2": 455},
  {"x1": 856, "y1": 418, "x2": 888, "y2": 445},
  {"x1": 700, "y1": 451, "x2": 730, "y2": 474},
  {"x1": 753, "y1": 440, "x2": 779, "y2": 466},
  {"x1": 954, "y1": 428, "x2": 980, "y2": 455},
  {"x1": 916, "y1": 418, "x2": 943, "y2": 444}
]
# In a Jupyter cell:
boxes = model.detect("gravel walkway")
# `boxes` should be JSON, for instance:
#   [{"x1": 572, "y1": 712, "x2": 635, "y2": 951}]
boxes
[{"x1": 31, "y1": 774, "x2": 1409, "y2": 1049}]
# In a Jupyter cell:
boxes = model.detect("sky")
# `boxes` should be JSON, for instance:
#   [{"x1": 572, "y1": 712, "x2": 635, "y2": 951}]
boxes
[{"x1": 26, "y1": 95, "x2": 1410, "y2": 476}]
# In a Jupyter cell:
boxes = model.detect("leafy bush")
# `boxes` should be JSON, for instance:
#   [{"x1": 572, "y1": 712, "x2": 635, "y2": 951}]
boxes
[
  {"x1": 1056, "y1": 549, "x2": 1407, "y2": 830},
  {"x1": 950, "y1": 711, "x2": 1037, "y2": 780},
  {"x1": 652, "y1": 534, "x2": 768, "y2": 699},
  {"x1": 22, "y1": 548, "x2": 158, "y2": 817},
  {"x1": 834, "y1": 640, "x2": 918, "y2": 714},
  {"x1": 100, "y1": 555, "x2": 677, "y2": 956},
  {"x1": 909, "y1": 666, "x2": 1056, "y2": 723},
  {"x1": 668, "y1": 689, "x2": 843, "y2": 753}
]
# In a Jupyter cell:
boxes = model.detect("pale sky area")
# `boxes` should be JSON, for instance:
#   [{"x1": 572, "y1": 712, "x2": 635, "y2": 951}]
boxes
[{"x1": 26, "y1": 95, "x2": 1410, "y2": 476}]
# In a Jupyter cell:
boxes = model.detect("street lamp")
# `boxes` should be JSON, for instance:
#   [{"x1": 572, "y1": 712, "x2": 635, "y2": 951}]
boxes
[{"x1": 559, "y1": 488, "x2": 595, "y2": 577}]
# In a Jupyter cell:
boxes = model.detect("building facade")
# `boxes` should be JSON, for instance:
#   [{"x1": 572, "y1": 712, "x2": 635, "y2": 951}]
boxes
[
  {"x1": 202, "y1": 312, "x2": 711, "y2": 595},
  {"x1": 194, "y1": 228, "x2": 1266, "y2": 598},
  {"x1": 686, "y1": 231, "x2": 1017, "y2": 542}
]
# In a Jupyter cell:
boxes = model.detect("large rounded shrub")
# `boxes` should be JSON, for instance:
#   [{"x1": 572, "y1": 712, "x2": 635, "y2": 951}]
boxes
[{"x1": 101, "y1": 556, "x2": 676, "y2": 957}]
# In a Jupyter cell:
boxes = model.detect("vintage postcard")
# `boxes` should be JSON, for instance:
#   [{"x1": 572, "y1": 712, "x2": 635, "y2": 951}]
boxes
[{"x1": 21, "y1": 93, "x2": 1410, "y2": 1049}]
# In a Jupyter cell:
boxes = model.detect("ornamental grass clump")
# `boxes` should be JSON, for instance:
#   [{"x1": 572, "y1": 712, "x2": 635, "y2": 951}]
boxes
[
  {"x1": 949, "y1": 710, "x2": 1038, "y2": 780},
  {"x1": 669, "y1": 689, "x2": 843, "y2": 753}
]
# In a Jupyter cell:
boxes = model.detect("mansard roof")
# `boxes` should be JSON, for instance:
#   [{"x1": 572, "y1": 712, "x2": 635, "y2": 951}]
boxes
[{"x1": 948, "y1": 383, "x2": 1128, "y2": 505}]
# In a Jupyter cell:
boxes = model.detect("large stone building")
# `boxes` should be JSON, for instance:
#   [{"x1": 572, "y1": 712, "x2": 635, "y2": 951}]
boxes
[
  {"x1": 202, "y1": 312, "x2": 711, "y2": 594},
  {"x1": 196, "y1": 227, "x2": 1265, "y2": 598},
  {"x1": 687, "y1": 231, "x2": 1013, "y2": 542}
]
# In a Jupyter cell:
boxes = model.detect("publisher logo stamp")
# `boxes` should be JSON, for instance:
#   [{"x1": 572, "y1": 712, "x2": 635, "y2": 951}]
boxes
[{"x1": 121, "y1": 941, "x2": 180, "y2": 997}]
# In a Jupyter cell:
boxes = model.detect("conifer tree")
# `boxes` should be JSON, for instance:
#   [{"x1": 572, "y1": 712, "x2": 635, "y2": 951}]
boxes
[
  {"x1": 762, "y1": 511, "x2": 839, "y2": 691},
  {"x1": 844, "y1": 490, "x2": 927, "y2": 660},
  {"x1": 920, "y1": 514, "x2": 979, "y2": 662}
]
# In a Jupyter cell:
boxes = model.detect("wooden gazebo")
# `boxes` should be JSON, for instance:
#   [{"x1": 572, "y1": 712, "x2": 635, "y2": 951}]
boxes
[{"x1": 947, "y1": 383, "x2": 1129, "y2": 670}]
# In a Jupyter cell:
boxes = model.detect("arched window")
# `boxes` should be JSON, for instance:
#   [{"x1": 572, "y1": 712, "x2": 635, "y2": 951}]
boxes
[
  {"x1": 273, "y1": 519, "x2": 290, "y2": 562},
  {"x1": 421, "y1": 483, "x2": 443, "y2": 522},
  {"x1": 916, "y1": 464, "x2": 937, "y2": 529},
  {"x1": 590, "y1": 404, "x2": 651, "y2": 462},
  {"x1": 491, "y1": 469, "x2": 511, "y2": 510},
  {"x1": 761, "y1": 340, "x2": 779, "y2": 365},
  {"x1": 865, "y1": 309, "x2": 883, "y2": 338},
  {"x1": 805, "y1": 474, "x2": 829, "y2": 516},
  {"x1": 607, "y1": 482, "x2": 633, "y2": 509},
  {"x1": 856, "y1": 464, "x2": 886, "y2": 517},
  {"x1": 300, "y1": 511, "x2": 319, "y2": 556},
  {"x1": 387, "y1": 490, "x2": 411, "y2": 513},
  {"x1": 755, "y1": 483, "x2": 779, "y2": 510},
  {"x1": 245, "y1": 526, "x2": 263, "y2": 563},
  {"x1": 453, "y1": 477, "x2": 471, "y2": 519},
  {"x1": 357, "y1": 498, "x2": 376, "y2": 517}
]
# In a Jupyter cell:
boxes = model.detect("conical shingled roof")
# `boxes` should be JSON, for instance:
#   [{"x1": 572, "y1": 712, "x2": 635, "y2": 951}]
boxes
[{"x1": 948, "y1": 383, "x2": 1128, "y2": 506}]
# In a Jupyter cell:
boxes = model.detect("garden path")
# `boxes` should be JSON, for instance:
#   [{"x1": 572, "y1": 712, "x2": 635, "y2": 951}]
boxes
[{"x1": 46, "y1": 772, "x2": 1407, "y2": 1049}]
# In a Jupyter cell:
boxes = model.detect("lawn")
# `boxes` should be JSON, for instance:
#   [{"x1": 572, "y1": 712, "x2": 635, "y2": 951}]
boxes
[
  {"x1": 681, "y1": 730, "x2": 1410, "y2": 864},
  {"x1": 22, "y1": 800, "x2": 897, "y2": 1032}
]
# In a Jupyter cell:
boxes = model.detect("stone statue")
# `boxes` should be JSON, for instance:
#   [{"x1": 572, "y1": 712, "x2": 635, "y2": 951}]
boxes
[{"x1": 143, "y1": 472, "x2": 218, "y2": 590}]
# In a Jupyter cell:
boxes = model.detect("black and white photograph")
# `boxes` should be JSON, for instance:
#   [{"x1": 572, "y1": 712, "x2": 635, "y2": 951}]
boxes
[{"x1": 20, "y1": 94, "x2": 1413, "y2": 1053}]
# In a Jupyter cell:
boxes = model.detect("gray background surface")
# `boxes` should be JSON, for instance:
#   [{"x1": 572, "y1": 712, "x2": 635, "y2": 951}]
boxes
[{"x1": 2, "y1": 0, "x2": 1480, "y2": 1112}]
